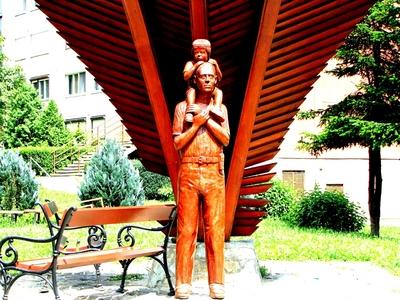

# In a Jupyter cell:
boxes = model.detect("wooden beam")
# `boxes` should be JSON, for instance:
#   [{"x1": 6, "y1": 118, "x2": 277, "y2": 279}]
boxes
[
  {"x1": 190, "y1": 0, "x2": 208, "y2": 39},
  {"x1": 225, "y1": 0, "x2": 282, "y2": 240},
  {"x1": 122, "y1": 0, "x2": 180, "y2": 194}
]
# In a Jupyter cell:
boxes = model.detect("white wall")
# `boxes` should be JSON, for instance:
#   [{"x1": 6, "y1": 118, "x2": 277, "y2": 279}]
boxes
[
  {"x1": 2, "y1": 0, "x2": 121, "y2": 134},
  {"x1": 274, "y1": 61, "x2": 400, "y2": 226}
]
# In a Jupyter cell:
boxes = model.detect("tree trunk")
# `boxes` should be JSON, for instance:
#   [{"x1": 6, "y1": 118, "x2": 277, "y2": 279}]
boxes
[{"x1": 368, "y1": 147, "x2": 382, "y2": 237}]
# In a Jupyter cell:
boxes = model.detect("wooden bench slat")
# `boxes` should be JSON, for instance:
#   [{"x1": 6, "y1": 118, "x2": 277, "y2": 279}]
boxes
[
  {"x1": 66, "y1": 204, "x2": 175, "y2": 227},
  {"x1": 16, "y1": 247, "x2": 164, "y2": 271},
  {"x1": 58, "y1": 247, "x2": 164, "y2": 269}
]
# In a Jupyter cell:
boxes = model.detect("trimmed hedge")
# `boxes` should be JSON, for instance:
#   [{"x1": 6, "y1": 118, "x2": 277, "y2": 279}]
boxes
[{"x1": 18, "y1": 145, "x2": 94, "y2": 175}]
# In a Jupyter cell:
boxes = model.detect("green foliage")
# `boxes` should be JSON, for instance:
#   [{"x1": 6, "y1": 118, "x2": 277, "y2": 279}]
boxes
[
  {"x1": 78, "y1": 139, "x2": 144, "y2": 207},
  {"x1": 133, "y1": 159, "x2": 172, "y2": 200},
  {"x1": 18, "y1": 145, "x2": 93, "y2": 176},
  {"x1": 299, "y1": 0, "x2": 400, "y2": 155},
  {"x1": 2, "y1": 82, "x2": 42, "y2": 148},
  {"x1": 35, "y1": 100, "x2": 70, "y2": 146},
  {"x1": 0, "y1": 36, "x2": 71, "y2": 148},
  {"x1": 297, "y1": 1, "x2": 399, "y2": 236},
  {"x1": 0, "y1": 150, "x2": 38, "y2": 210},
  {"x1": 256, "y1": 180, "x2": 297, "y2": 220},
  {"x1": 290, "y1": 186, "x2": 366, "y2": 232}
]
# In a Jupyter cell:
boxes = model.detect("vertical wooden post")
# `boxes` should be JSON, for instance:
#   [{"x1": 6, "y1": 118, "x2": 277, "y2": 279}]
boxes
[
  {"x1": 225, "y1": 0, "x2": 282, "y2": 240},
  {"x1": 189, "y1": 0, "x2": 208, "y2": 39},
  {"x1": 122, "y1": 0, "x2": 179, "y2": 195}
]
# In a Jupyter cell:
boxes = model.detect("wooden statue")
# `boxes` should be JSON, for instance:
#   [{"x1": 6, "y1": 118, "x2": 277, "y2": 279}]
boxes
[
  {"x1": 183, "y1": 39, "x2": 224, "y2": 123},
  {"x1": 173, "y1": 61, "x2": 230, "y2": 299}
]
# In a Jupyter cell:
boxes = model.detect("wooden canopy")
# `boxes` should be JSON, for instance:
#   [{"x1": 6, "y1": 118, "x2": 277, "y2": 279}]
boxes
[{"x1": 36, "y1": 0, "x2": 375, "y2": 239}]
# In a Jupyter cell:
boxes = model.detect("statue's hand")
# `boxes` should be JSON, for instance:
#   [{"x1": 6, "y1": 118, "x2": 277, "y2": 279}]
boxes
[
  {"x1": 193, "y1": 109, "x2": 209, "y2": 127},
  {"x1": 208, "y1": 58, "x2": 217, "y2": 65},
  {"x1": 187, "y1": 104, "x2": 202, "y2": 115}
]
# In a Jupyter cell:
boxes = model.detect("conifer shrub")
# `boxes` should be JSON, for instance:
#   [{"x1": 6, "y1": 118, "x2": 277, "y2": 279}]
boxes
[
  {"x1": 291, "y1": 186, "x2": 366, "y2": 232},
  {"x1": 78, "y1": 139, "x2": 144, "y2": 207},
  {"x1": 133, "y1": 159, "x2": 172, "y2": 201},
  {"x1": 0, "y1": 150, "x2": 38, "y2": 210},
  {"x1": 256, "y1": 179, "x2": 298, "y2": 221}
]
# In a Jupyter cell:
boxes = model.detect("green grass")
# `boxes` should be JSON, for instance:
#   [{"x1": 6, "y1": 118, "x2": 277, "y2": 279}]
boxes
[
  {"x1": 246, "y1": 217, "x2": 400, "y2": 276},
  {"x1": 1, "y1": 188, "x2": 399, "y2": 276}
]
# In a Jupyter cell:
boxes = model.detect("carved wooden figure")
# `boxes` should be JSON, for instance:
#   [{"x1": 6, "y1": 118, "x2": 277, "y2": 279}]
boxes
[
  {"x1": 35, "y1": 0, "x2": 376, "y2": 242},
  {"x1": 173, "y1": 62, "x2": 229, "y2": 299}
]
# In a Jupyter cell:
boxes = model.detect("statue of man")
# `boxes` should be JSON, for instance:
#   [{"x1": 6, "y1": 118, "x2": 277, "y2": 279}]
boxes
[{"x1": 172, "y1": 62, "x2": 230, "y2": 299}]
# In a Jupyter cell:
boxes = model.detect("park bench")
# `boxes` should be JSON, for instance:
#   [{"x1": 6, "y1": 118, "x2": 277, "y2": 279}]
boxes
[{"x1": 0, "y1": 201, "x2": 177, "y2": 299}]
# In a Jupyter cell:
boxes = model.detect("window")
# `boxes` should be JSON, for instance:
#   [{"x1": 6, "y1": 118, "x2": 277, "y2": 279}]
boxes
[
  {"x1": 66, "y1": 72, "x2": 86, "y2": 95},
  {"x1": 91, "y1": 116, "x2": 105, "y2": 139},
  {"x1": 65, "y1": 118, "x2": 86, "y2": 132},
  {"x1": 94, "y1": 80, "x2": 101, "y2": 92},
  {"x1": 30, "y1": 31, "x2": 49, "y2": 57},
  {"x1": 16, "y1": 0, "x2": 27, "y2": 15},
  {"x1": 326, "y1": 184, "x2": 344, "y2": 193},
  {"x1": 282, "y1": 170, "x2": 305, "y2": 192},
  {"x1": 14, "y1": 36, "x2": 28, "y2": 61},
  {"x1": 31, "y1": 77, "x2": 49, "y2": 99}
]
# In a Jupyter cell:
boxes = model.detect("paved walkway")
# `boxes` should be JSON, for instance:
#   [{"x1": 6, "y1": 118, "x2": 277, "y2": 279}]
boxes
[{"x1": 3, "y1": 260, "x2": 399, "y2": 300}]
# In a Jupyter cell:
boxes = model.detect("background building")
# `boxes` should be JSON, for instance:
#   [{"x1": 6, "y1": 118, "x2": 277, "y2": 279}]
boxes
[
  {"x1": 2, "y1": 0, "x2": 399, "y2": 225},
  {"x1": 1, "y1": 0, "x2": 128, "y2": 142}
]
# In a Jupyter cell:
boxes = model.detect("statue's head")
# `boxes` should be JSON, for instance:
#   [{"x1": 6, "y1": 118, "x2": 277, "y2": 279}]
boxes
[
  {"x1": 194, "y1": 62, "x2": 217, "y2": 94},
  {"x1": 192, "y1": 39, "x2": 211, "y2": 61}
]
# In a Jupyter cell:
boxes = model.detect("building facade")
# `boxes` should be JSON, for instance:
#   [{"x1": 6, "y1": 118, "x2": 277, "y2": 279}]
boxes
[
  {"x1": 1, "y1": 0, "x2": 126, "y2": 141},
  {"x1": 2, "y1": 1, "x2": 399, "y2": 225}
]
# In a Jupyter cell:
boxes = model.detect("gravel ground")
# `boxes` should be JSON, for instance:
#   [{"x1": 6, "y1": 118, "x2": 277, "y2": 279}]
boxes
[{"x1": 2, "y1": 260, "x2": 399, "y2": 300}]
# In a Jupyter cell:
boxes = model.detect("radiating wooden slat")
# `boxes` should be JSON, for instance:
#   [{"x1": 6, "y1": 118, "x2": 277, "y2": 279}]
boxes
[
  {"x1": 122, "y1": 0, "x2": 180, "y2": 195},
  {"x1": 225, "y1": 0, "x2": 282, "y2": 240},
  {"x1": 231, "y1": 226, "x2": 258, "y2": 236},
  {"x1": 233, "y1": 218, "x2": 263, "y2": 227},
  {"x1": 40, "y1": 11, "x2": 134, "y2": 57},
  {"x1": 190, "y1": 0, "x2": 208, "y2": 39},
  {"x1": 250, "y1": 131, "x2": 287, "y2": 149},
  {"x1": 252, "y1": 120, "x2": 293, "y2": 140},
  {"x1": 237, "y1": 198, "x2": 269, "y2": 207},
  {"x1": 243, "y1": 163, "x2": 277, "y2": 178},
  {"x1": 235, "y1": 209, "x2": 267, "y2": 219},
  {"x1": 254, "y1": 109, "x2": 298, "y2": 129},
  {"x1": 245, "y1": 150, "x2": 279, "y2": 167},
  {"x1": 240, "y1": 184, "x2": 272, "y2": 195},
  {"x1": 241, "y1": 173, "x2": 276, "y2": 186}
]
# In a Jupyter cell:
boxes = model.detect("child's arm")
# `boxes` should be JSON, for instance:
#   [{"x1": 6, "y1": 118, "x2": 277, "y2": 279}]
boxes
[
  {"x1": 208, "y1": 58, "x2": 223, "y2": 81},
  {"x1": 183, "y1": 60, "x2": 204, "y2": 81}
]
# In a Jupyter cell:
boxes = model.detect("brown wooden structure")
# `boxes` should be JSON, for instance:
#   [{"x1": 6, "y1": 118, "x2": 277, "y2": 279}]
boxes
[{"x1": 35, "y1": 0, "x2": 376, "y2": 240}]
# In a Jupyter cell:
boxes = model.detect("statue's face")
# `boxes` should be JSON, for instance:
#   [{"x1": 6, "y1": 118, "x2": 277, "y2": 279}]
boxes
[
  {"x1": 193, "y1": 48, "x2": 208, "y2": 62},
  {"x1": 196, "y1": 63, "x2": 216, "y2": 93}
]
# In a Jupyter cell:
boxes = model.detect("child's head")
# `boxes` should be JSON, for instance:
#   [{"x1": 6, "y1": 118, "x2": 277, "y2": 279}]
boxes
[{"x1": 192, "y1": 39, "x2": 211, "y2": 62}]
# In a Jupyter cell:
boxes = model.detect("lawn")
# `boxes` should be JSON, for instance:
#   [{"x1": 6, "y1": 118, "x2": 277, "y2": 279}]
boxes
[{"x1": 1, "y1": 187, "x2": 399, "y2": 276}]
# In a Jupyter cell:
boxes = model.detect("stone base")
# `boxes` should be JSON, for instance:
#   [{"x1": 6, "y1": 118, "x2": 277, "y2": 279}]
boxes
[{"x1": 148, "y1": 240, "x2": 262, "y2": 294}]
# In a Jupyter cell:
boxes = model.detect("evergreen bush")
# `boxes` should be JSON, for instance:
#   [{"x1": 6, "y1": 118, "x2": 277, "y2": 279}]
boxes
[
  {"x1": 35, "y1": 100, "x2": 70, "y2": 146},
  {"x1": 0, "y1": 150, "x2": 38, "y2": 210},
  {"x1": 78, "y1": 139, "x2": 144, "y2": 207},
  {"x1": 133, "y1": 159, "x2": 172, "y2": 200},
  {"x1": 256, "y1": 179, "x2": 297, "y2": 220},
  {"x1": 292, "y1": 186, "x2": 366, "y2": 232}
]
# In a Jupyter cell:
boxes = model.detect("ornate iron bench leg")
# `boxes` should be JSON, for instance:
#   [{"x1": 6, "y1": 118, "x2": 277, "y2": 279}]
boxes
[
  {"x1": 116, "y1": 259, "x2": 133, "y2": 293},
  {"x1": 94, "y1": 264, "x2": 102, "y2": 287}
]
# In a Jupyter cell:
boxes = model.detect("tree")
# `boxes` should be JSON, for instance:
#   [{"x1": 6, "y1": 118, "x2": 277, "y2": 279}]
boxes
[
  {"x1": 35, "y1": 100, "x2": 70, "y2": 146},
  {"x1": 78, "y1": 139, "x2": 144, "y2": 207},
  {"x1": 298, "y1": 0, "x2": 400, "y2": 236},
  {"x1": 2, "y1": 83, "x2": 42, "y2": 148},
  {"x1": 0, "y1": 149, "x2": 38, "y2": 210},
  {"x1": 0, "y1": 36, "x2": 71, "y2": 148}
]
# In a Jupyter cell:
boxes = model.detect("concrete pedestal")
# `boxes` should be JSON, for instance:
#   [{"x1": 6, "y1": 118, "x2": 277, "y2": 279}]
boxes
[{"x1": 148, "y1": 240, "x2": 262, "y2": 297}]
